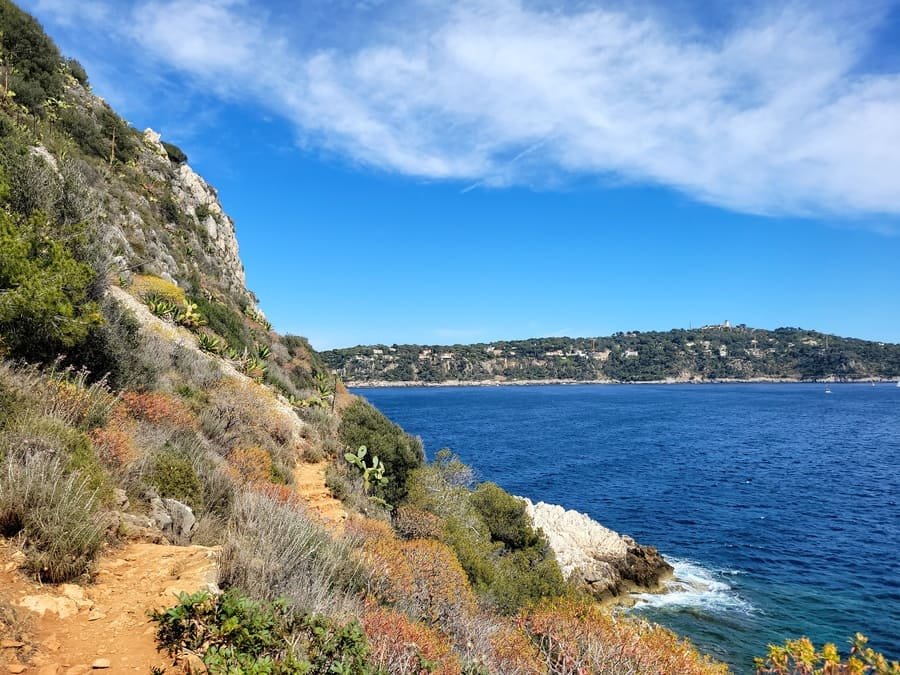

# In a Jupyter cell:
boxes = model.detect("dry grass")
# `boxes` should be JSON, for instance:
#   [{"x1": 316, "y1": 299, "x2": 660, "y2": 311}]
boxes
[
  {"x1": 0, "y1": 455, "x2": 106, "y2": 582},
  {"x1": 218, "y1": 492, "x2": 363, "y2": 617}
]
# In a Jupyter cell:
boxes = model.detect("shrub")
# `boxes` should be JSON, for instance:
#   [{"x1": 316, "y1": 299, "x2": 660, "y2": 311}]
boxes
[
  {"x1": 151, "y1": 589, "x2": 373, "y2": 674},
  {"x1": 121, "y1": 390, "x2": 196, "y2": 429},
  {"x1": 363, "y1": 535, "x2": 476, "y2": 628},
  {"x1": 65, "y1": 57, "x2": 89, "y2": 86},
  {"x1": 0, "y1": 0, "x2": 65, "y2": 114},
  {"x1": 161, "y1": 140, "x2": 188, "y2": 165},
  {"x1": 89, "y1": 424, "x2": 137, "y2": 469},
  {"x1": 470, "y1": 482, "x2": 539, "y2": 550},
  {"x1": 339, "y1": 399, "x2": 423, "y2": 506},
  {"x1": 146, "y1": 449, "x2": 204, "y2": 510},
  {"x1": 219, "y1": 492, "x2": 362, "y2": 616},
  {"x1": 393, "y1": 504, "x2": 445, "y2": 540},
  {"x1": 363, "y1": 606, "x2": 461, "y2": 675},
  {"x1": 519, "y1": 597, "x2": 728, "y2": 675},
  {"x1": 131, "y1": 274, "x2": 186, "y2": 306},
  {"x1": 0, "y1": 212, "x2": 101, "y2": 362},
  {"x1": 755, "y1": 634, "x2": 900, "y2": 674},
  {"x1": 228, "y1": 445, "x2": 274, "y2": 485},
  {"x1": 68, "y1": 296, "x2": 159, "y2": 390},
  {"x1": 191, "y1": 295, "x2": 255, "y2": 355},
  {"x1": 0, "y1": 454, "x2": 105, "y2": 582}
]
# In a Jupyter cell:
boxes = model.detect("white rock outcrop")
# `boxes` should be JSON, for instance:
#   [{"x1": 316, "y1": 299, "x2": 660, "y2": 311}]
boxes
[{"x1": 524, "y1": 498, "x2": 672, "y2": 599}]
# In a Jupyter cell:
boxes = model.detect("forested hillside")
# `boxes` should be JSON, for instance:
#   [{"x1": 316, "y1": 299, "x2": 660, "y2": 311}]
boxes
[{"x1": 323, "y1": 325, "x2": 900, "y2": 384}]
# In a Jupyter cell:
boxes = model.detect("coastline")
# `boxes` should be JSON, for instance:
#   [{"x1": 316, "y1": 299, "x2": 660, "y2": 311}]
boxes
[{"x1": 347, "y1": 376, "x2": 897, "y2": 388}]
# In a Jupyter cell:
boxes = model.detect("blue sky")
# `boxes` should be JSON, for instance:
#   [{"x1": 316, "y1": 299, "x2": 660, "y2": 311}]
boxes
[{"x1": 23, "y1": 0, "x2": 900, "y2": 348}]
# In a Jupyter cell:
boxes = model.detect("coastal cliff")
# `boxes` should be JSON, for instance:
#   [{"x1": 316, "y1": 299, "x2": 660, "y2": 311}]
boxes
[{"x1": 524, "y1": 499, "x2": 673, "y2": 600}]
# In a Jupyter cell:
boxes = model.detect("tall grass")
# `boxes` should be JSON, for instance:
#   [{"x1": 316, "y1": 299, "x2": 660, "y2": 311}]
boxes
[
  {"x1": 218, "y1": 493, "x2": 362, "y2": 617},
  {"x1": 0, "y1": 455, "x2": 105, "y2": 582}
]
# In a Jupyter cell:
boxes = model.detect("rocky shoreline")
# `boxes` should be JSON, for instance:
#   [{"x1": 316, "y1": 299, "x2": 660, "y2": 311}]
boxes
[
  {"x1": 522, "y1": 499, "x2": 673, "y2": 602},
  {"x1": 348, "y1": 377, "x2": 895, "y2": 388}
]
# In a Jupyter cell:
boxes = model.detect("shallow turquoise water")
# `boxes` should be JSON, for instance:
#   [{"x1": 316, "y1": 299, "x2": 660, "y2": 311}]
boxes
[{"x1": 355, "y1": 383, "x2": 900, "y2": 673}]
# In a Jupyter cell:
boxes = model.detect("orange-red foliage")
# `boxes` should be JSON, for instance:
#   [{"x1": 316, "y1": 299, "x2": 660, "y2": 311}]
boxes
[
  {"x1": 519, "y1": 598, "x2": 728, "y2": 675},
  {"x1": 121, "y1": 391, "x2": 195, "y2": 429},
  {"x1": 393, "y1": 504, "x2": 445, "y2": 540},
  {"x1": 487, "y1": 621, "x2": 544, "y2": 675},
  {"x1": 252, "y1": 482, "x2": 303, "y2": 509},
  {"x1": 88, "y1": 425, "x2": 137, "y2": 468},
  {"x1": 363, "y1": 606, "x2": 461, "y2": 675},
  {"x1": 364, "y1": 536, "x2": 476, "y2": 627},
  {"x1": 228, "y1": 445, "x2": 273, "y2": 485},
  {"x1": 345, "y1": 516, "x2": 394, "y2": 544}
]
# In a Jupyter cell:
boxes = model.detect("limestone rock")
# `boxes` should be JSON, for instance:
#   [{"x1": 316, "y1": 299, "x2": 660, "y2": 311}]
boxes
[
  {"x1": 18, "y1": 595, "x2": 78, "y2": 619},
  {"x1": 151, "y1": 497, "x2": 196, "y2": 545},
  {"x1": 523, "y1": 498, "x2": 672, "y2": 599}
]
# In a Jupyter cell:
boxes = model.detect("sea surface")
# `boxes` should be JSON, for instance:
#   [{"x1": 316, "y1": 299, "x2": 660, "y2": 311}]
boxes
[{"x1": 354, "y1": 383, "x2": 900, "y2": 673}]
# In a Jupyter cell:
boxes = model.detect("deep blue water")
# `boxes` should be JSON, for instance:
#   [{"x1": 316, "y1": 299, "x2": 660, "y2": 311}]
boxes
[{"x1": 354, "y1": 383, "x2": 900, "y2": 673}]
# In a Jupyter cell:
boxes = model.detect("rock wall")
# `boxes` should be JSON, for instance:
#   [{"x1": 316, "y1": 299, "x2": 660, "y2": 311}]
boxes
[{"x1": 523, "y1": 498, "x2": 672, "y2": 600}]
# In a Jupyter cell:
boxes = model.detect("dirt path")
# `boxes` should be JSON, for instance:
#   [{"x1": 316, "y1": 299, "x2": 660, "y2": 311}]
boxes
[
  {"x1": 293, "y1": 461, "x2": 347, "y2": 531},
  {"x1": 1, "y1": 541, "x2": 217, "y2": 674}
]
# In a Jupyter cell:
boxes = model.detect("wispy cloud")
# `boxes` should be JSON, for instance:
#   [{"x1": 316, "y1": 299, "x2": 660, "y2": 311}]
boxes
[{"x1": 27, "y1": 0, "x2": 900, "y2": 218}]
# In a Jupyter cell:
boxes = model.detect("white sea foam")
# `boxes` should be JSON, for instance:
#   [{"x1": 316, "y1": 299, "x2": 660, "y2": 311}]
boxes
[{"x1": 630, "y1": 558, "x2": 755, "y2": 614}]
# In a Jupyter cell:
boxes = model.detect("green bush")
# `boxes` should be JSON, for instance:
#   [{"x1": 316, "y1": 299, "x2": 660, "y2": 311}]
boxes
[
  {"x1": 0, "y1": 0, "x2": 65, "y2": 114},
  {"x1": 0, "y1": 212, "x2": 100, "y2": 362},
  {"x1": 147, "y1": 449, "x2": 204, "y2": 510},
  {"x1": 162, "y1": 140, "x2": 187, "y2": 165},
  {"x1": 404, "y1": 453, "x2": 569, "y2": 614},
  {"x1": 191, "y1": 295, "x2": 254, "y2": 354},
  {"x1": 151, "y1": 589, "x2": 373, "y2": 674},
  {"x1": 0, "y1": 454, "x2": 105, "y2": 582},
  {"x1": 471, "y1": 482, "x2": 540, "y2": 549},
  {"x1": 68, "y1": 296, "x2": 159, "y2": 390},
  {"x1": 338, "y1": 400, "x2": 423, "y2": 506},
  {"x1": 65, "y1": 58, "x2": 88, "y2": 86}
]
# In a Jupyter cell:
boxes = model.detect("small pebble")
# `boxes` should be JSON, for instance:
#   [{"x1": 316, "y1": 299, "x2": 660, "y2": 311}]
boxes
[{"x1": 91, "y1": 661, "x2": 110, "y2": 670}]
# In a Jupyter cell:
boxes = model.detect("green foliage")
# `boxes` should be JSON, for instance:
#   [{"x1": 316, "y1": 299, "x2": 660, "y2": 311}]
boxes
[
  {"x1": 344, "y1": 445, "x2": 389, "y2": 508},
  {"x1": 0, "y1": 454, "x2": 104, "y2": 582},
  {"x1": 471, "y1": 482, "x2": 540, "y2": 549},
  {"x1": 321, "y1": 327, "x2": 900, "y2": 384},
  {"x1": 59, "y1": 104, "x2": 138, "y2": 164},
  {"x1": 339, "y1": 400, "x2": 423, "y2": 506},
  {"x1": 151, "y1": 589, "x2": 373, "y2": 674},
  {"x1": 192, "y1": 295, "x2": 255, "y2": 354},
  {"x1": 65, "y1": 57, "x2": 88, "y2": 86},
  {"x1": 161, "y1": 140, "x2": 187, "y2": 164},
  {"x1": 404, "y1": 452, "x2": 568, "y2": 614},
  {"x1": 66, "y1": 296, "x2": 158, "y2": 390},
  {"x1": 147, "y1": 449, "x2": 204, "y2": 510},
  {"x1": 0, "y1": 211, "x2": 100, "y2": 362},
  {"x1": 198, "y1": 332, "x2": 226, "y2": 356},
  {"x1": 0, "y1": 0, "x2": 65, "y2": 114}
]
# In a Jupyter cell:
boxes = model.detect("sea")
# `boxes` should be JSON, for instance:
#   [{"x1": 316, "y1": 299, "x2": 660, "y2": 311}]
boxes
[{"x1": 353, "y1": 383, "x2": 900, "y2": 674}]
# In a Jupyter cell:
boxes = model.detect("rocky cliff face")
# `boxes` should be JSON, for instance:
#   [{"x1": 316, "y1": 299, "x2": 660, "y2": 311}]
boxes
[
  {"x1": 523, "y1": 498, "x2": 673, "y2": 600},
  {"x1": 34, "y1": 75, "x2": 255, "y2": 312}
]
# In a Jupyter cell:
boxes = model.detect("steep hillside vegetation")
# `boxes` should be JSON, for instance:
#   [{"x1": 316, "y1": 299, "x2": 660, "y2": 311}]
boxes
[
  {"x1": 323, "y1": 326, "x2": 900, "y2": 384},
  {"x1": 0, "y1": 3, "x2": 896, "y2": 673}
]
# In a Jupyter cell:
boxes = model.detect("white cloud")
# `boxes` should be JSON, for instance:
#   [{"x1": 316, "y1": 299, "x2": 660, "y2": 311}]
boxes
[{"x1": 28, "y1": 0, "x2": 900, "y2": 218}]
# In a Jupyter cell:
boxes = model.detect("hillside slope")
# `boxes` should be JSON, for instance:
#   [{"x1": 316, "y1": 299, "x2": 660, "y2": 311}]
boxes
[
  {"x1": 322, "y1": 326, "x2": 900, "y2": 384},
  {"x1": 1, "y1": 3, "x2": 895, "y2": 674}
]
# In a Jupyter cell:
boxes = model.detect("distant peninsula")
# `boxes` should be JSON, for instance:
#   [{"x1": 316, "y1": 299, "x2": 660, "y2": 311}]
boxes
[{"x1": 321, "y1": 324, "x2": 900, "y2": 386}]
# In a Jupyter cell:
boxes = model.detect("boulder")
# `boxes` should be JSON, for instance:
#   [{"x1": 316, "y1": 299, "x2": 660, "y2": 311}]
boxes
[
  {"x1": 523, "y1": 498, "x2": 672, "y2": 600},
  {"x1": 151, "y1": 498, "x2": 196, "y2": 545}
]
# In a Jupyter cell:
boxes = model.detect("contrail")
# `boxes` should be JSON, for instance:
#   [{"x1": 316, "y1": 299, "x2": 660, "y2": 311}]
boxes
[{"x1": 460, "y1": 137, "x2": 552, "y2": 194}]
